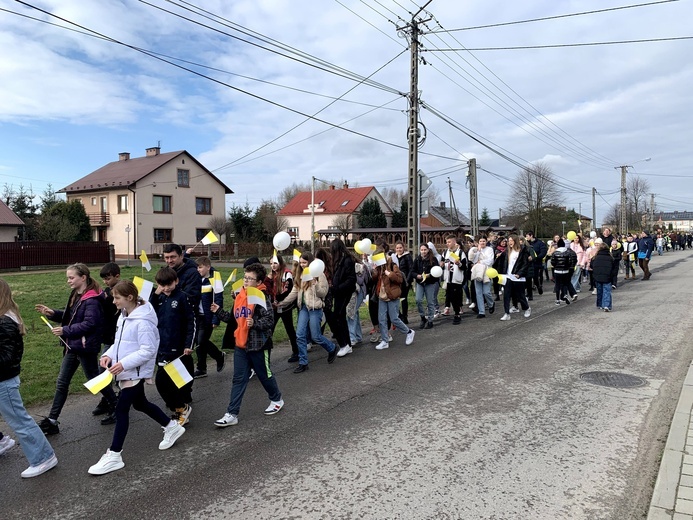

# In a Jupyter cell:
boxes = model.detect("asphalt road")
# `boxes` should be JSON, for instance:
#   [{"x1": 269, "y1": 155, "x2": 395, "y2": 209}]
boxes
[{"x1": 2, "y1": 250, "x2": 692, "y2": 520}]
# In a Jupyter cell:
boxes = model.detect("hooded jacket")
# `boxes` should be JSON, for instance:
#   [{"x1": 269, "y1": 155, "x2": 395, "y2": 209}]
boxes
[
  {"x1": 374, "y1": 258, "x2": 403, "y2": 301},
  {"x1": 150, "y1": 287, "x2": 196, "y2": 363},
  {"x1": 50, "y1": 289, "x2": 104, "y2": 353},
  {"x1": 280, "y1": 272, "x2": 330, "y2": 311},
  {"x1": 0, "y1": 313, "x2": 23, "y2": 382},
  {"x1": 102, "y1": 301, "x2": 160, "y2": 381},
  {"x1": 174, "y1": 257, "x2": 202, "y2": 315},
  {"x1": 550, "y1": 247, "x2": 578, "y2": 273},
  {"x1": 591, "y1": 248, "x2": 614, "y2": 283}
]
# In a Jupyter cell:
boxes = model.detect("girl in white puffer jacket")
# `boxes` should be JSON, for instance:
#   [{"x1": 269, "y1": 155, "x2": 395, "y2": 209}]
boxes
[{"x1": 88, "y1": 280, "x2": 185, "y2": 476}]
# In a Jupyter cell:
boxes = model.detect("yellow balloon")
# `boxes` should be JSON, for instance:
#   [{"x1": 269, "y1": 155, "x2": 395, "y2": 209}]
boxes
[
  {"x1": 497, "y1": 274, "x2": 506, "y2": 285},
  {"x1": 354, "y1": 241, "x2": 364, "y2": 254},
  {"x1": 566, "y1": 231, "x2": 577, "y2": 241},
  {"x1": 486, "y1": 267, "x2": 498, "y2": 278}
]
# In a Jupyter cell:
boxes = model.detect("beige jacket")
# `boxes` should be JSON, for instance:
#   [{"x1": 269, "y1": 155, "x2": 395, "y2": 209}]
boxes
[{"x1": 280, "y1": 272, "x2": 329, "y2": 311}]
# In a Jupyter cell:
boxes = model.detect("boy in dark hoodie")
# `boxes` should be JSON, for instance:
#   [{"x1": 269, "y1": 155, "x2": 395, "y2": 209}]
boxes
[
  {"x1": 151, "y1": 267, "x2": 196, "y2": 426},
  {"x1": 193, "y1": 256, "x2": 225, "y2": 378},
  {"x1": 211, "y1": 263, "x2": 283, "y2": 427}
]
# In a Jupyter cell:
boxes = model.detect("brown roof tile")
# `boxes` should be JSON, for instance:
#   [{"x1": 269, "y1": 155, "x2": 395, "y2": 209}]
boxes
[
  {"x1": 0, "y1": 199, "x2": 24, "y2": 226},
  {"x1": 278, "y1": 186, "x2": 381, "y2": 215}
]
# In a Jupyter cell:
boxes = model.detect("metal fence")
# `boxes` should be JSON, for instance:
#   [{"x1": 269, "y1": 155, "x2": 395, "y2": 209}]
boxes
[{"x1": 0, "y1": 241, "x2": 112, "y2": 270}]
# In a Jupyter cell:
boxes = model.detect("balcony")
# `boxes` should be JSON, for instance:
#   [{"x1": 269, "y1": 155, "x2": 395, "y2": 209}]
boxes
[{"x1": 88, "y1": 212, "x2": 110, "y2": 226}]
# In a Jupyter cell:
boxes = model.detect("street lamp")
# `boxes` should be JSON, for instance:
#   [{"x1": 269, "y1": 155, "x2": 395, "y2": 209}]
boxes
[
  {"x1": 125, "y1": 225, "x2": 131, "y2": 266},
  {"x1": 561, "y1": 221, "x2": 566, "y2": 237},
  {"x1": 615, "y1": 158, "x2": 651, "y2": 233}
]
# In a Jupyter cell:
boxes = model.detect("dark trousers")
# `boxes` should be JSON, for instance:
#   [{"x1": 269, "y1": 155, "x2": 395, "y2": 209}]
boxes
[
  {"x1": 155, "y1": 355, "x2": 194, "y2": 411},
  {"x1": 639, "y1": 258, "x2": 651, "y2": 279},
  {"x1": 49, "y1": 350, "x2": 117, "y2": 420},
  {"x1": 610, "y1": 260, "x2": 620, "y2": 287},
  {"x1": 111, "y1": 380, "x2": 170, "y2": 452},
  {"x1": 196, "y1": 320, "x2": 224, "y2": 371},
  {"x1": 533, "y1": 267, "x2": 544, "y2": 291},
  {"x1": 554, "y1": 272, "x2": 576, "y2": 300},
  {"x1": 273, "y1": 307, "x2": 298, "y2": 356},
  {"x1": 525, "y1": 277, "x2": 533, "y2": 299},
  {"x1": 503, "y1": 280, "x2": 529, "y2": 313},
  {"x1": 331, "y1": 294, "x2": 351, "y2": 348},
  {"x1": 226, "y1": 348, "x2": 281, "y2": 416},
  {"x1": 399, "y1": 284, "x2": 410, "y2": 324},
  {"x1": 446, "y1": 282, "x2": 463, "y2": 315},
  {"x1": 221, "y1": 315, "x2": 237, "y2": 350}
]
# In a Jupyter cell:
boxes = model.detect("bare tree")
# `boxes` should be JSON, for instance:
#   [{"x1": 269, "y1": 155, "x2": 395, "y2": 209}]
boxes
[
  {"x1": 332, "y1": 214, "x2": 353, "y2": 240},
  {"x1": 627, "y1": 175, "x2": 651, "y2": 230},
  {"x1": 379, "y1": 187, "x2": 406, "y2": 210},
  {"x1": 208, "y1": 216, "x2": 231, "y2": 238},
  {"x1": 505, "y1": 161, "x2": 563, "y2": 236}
]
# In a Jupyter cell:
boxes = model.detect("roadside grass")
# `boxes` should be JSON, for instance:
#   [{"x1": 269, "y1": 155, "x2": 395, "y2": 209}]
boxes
[{"x1": 2, "y1": 266, "x2": 424, "y2": 406}]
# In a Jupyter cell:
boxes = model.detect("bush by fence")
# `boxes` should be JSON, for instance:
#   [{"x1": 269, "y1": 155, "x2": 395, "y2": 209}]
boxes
[{"x1": 0, "y1": 241, "x2": 112, "y2": 270}]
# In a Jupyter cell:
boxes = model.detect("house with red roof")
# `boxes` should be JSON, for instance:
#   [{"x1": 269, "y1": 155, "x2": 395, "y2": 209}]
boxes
[
  {"x1": 59, "y1": 147, "x2": 232, "y2": 257},
  {"x1": 278, "y1": 183, "x2": 392, "y2": 242},
  {"x1": 0, "y1": 199, "x2": 24, "y2": 242}
]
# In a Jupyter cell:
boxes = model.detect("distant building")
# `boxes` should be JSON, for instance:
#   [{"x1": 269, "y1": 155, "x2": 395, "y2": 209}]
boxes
[
  {"x1": 59, "y1": 147, "x2": 233, "y2": 256},
  {"x1": 655, "y1": 211, "x2": 693, "y2": 231},
  {"x1": 0, "y1": 199, "x2": 24, "y2": 242}
]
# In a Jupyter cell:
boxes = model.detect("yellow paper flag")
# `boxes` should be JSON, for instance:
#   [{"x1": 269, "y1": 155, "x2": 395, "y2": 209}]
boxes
[
  {"x1": 224, "y1": 269, "x2": 237, "y2": 288},
  {"x1": 372, "y1": 252, "x2": 386, "y2": 266},
  {"x1": 84, "y1": 370, "x2": 113, "y2": 395},
  {"x1": 293, "y1": 249, "x2": 301, "y2": 263},
  {"x1": 163, "y1": 358, "x2": 193, "y2": 389},
  {"x1": 213, "y1": 271, "x2": 224, "y2": 294},
  {"x1": 302, "y1": 267, "x2": 313, "y2": 282},
  {"x1": 448, "y1": 251, "x2": 460, "y2": 262},
  {"x1": 232, "y1": 278, "x2": 244, "y2": 293},
  {"x1": 133, "y1": 276, "x2": 154, "y2": 301},
  {"x1": 246, "y1": 286, "x2": 267, "y2": 309},
  {"x1": 201, "y1": 231, "x2": 219, "y2": 245},
  {"x1": 139, "y1": 250, "x2": 151, "y2": 271}
]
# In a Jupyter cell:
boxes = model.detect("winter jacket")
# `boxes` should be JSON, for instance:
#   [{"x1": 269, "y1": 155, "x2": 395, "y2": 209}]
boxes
[
  {"x1": 281, "y1": 272, "x2": 330, "y2": 310},
  {"x1": 570, "y1": 242, "x2": 587, "y2": 267},
  {"x1": 331, "y1": 254, "x2": 357, "y2": 300},
  {"x1": 100, "y1": 287, "x2": 120, "y2": 346},
  {"x1": 0, "y1": 313, "x2": 23, "y2": 382},
  {"x1": 529, "y1": 238, "x2": 548, "y2": 262},
  {"x1": 550, "y1": 247, "x2": 578, "y2": 273},
  {"x1": 496, "y1": 246, "x2": 531, "y2": 279},
  {"x1": 638, "y1": 234, "x2": 655, "y2": 259},
  {"x1": 174, "y1": 257, "x2": 202, "y2": 315},
  {"x1": 395, "y1": 252, "x2": 412, "y2": 287},
  {"x1": 102, "y1": 302, "x2": 160, "y2": 381},
  {"x1": 215, "y1": 286, "x2": 273, "y2": 352},
  {"x1": 272, "y1": 268, "x2": 296, "y2": 312},
  {"x1": 609, "y1": 241, "x2": 623, "y2": 264},
  {"x1": 442, "y1": 247, "x2": 468, "y2": 285},
  {"x1": 591, "y1": 249, "x2": 613, "y2": 283},
  {"x1": 410, "y1": 254, "x2": 438, "y2": 285},
  {"x1": 374, "y1": 258, "x2": 403, "y2": 301},
  {"x1": 200, "y1": 271, "x2": 223, "y2": 327},
  {"x1": 150, "y1": 287, "x2": 196, "y2": 363},
  {"x1": 49, "y1": 289, "x2": 104, "y2": 353}
]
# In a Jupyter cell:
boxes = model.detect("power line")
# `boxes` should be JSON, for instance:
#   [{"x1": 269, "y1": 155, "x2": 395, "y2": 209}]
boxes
[{"x1": 423, "y1": 36, "x2": 693, "y2": 52}]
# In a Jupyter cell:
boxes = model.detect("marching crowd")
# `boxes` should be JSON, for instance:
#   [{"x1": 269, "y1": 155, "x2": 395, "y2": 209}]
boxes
[{"x1": 0, "y1": 228, "x2": 664, "y2": 478}]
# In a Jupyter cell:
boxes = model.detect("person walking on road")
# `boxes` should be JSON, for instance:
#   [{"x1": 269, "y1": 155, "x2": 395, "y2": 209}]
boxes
[
  {"x1": 591, "y1": 243, "x2": 614, "y2": 312},
  {"x1": 637, "y1": 231, "x2": 655, "y2": 280},
  {"x1": 496, "y1": 235, "x2": 531, "y2": 321}
]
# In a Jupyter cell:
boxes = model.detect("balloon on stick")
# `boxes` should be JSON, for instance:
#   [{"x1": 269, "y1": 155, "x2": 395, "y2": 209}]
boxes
[
  {"x1": 308, "y1": 259, "x2": 325, "y2": 277},
  {"x1": 273, "y1": 231, "x2": 291, "y2": 251}
]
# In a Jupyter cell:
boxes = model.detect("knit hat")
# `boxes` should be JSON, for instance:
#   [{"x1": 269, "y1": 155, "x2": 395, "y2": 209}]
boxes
[{"x1": 557, "y1": 239, "x2": 565, "y2": 247}]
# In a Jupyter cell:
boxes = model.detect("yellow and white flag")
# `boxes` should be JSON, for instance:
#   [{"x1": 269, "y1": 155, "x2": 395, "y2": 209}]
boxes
[
  {"x1": 163, "y1": 358, "x2": 193, "y2": 389},
  {"x1": 201, "y1": 231, "x2": 218, "y2": 245},
  {"x1": 139, "y1": 250, "x2": 151, "y2": 271},
  {"x1": 271, "y1": 249, "x2": 278, "y2": 264},
  {"x1": 133, "y1": 276, "x2": 154, "y2": 301},
  {"x1": 293, "y1": 249, "x2": 301, "y2": 263},
  {"x1": 213, "y1": 271, "x2": 224, "y2": 294},
  {"x1": 301, "y1": 267, "x2": 313, "y2": 282},
  {"x1": 232, "y1": 278, "x2": 244, "y2": 294},
  {"x1": 372, "y1": 252, "x2": 387, "y2": 266},
  {"x1": 448, "y1": 251, "x2": 460, "y2": 262},
  {"x1": 246, "y1": 286, "x2": 267, "y2": 309},
  {"x1": 224, "y1": 269, "x2": 237, "y2": 288},
  {"x1": 84, "y1": 370, "x2": 113, "y2": 395}
]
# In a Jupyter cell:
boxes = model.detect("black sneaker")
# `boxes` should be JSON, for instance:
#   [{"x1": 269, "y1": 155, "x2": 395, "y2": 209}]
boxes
[
  {"x1": 193, "y1": 369, "x2": 208, "y2": 379},
  {"x1": 327, "y1": 347, "x2": 338, "y2": 364},
  {"x1": 453, "y1": 315, "x2": 461, "y2": 325},
  {"x1": 100, "y1": 412, "x2": 116, "y2": 425},
  {"x1": 562, "y1": 296, "x2": 571, "y2": 305},
  {"x1": 287, "y1": 354, "x2": 299, "y2": 363},
  {"x1": 489, "y1": 303, "x2": 495, "y2": 315},
  {"x1": 293, "y1": 364, "x2": 308, "y2": 374},
  {"x1": 216, "y1": 353, "x2": 226, "y2": 373},
  {"x1": 476, "y1": 314, "x2": 486, "y2": 319},
  {"x1": 39, "y1": 417, "x2": 60, "y2": 435},
  {"x1": 425, "y1": 321, "x2": 433, "y2": 329},
  {"x1": 92, "y1": 397, "x2": 110, "y2": 416},
  {"x1": 419, "y1": 318, "x2": 427, "y2": 330},
  {"x1": 537, "y1": 286, "x2": 543, "y2": 295}
]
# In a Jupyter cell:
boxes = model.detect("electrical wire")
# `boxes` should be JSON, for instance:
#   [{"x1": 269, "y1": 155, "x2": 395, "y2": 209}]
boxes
[
  {"x1": 424, "y1": 36, "x2": 693, "y2": 52},
  {"x1": 333, "y1": 0, "x2": 405, "y2": 47}
]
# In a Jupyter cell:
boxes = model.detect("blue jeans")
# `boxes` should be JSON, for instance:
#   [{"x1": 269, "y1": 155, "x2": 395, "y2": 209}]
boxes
[
  {"x1": 571, "y1": 267, "x2": 582, "y2": 292},
  {"x1": 347, "y1": 290, "x2": 366, "y2": 343},
  {"x1": 378, "y1": 299, "x2": 409, "y2": 339},
  {"x1": 50, "y1": 350, "x2": 117, "y2": 420},
  {"x1": 415, "y1": 283, "x2": 436, "y2": 320},
  {"x1": 596, "y1": 282, "x2": 612, "y2": 310},
  {"x1": 474, "y1": 280, "x2": 494, "y2": 315},
  {"x1": 0, "y1": 376, "x2": 55, "y2": 466},
  {"x1": 227, "y1": 348, "x2": 281, "y2": 416},
  {"x1": 296, "y1": 305, "x2": 335, "y2": 365}
]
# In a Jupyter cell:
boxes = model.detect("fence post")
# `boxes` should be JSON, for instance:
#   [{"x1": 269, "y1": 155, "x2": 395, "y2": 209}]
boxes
[
  {"x1": 109, "y1": 244, "x2": 115, "y2": 262},
  {"x1": 234, "y1": 242, "x2": 238, "y2": 260}
]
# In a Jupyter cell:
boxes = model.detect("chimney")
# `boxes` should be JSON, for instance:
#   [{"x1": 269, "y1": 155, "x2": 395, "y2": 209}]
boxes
[
  {"x1": 343, "y1": 182, "x2": 349, "y2": 189},
  {"x1": 440, "y1": 201, "x2": 446, "y2": 208},
  {"x1": 329, "y1": 185, "x2": 335, "y2": 190},
  {"x1": 119, "y1": 152, "x2": 130, "y2": 161},
  {"x1": 146, "y1": 147, "x2": 160, "y2": 157}
]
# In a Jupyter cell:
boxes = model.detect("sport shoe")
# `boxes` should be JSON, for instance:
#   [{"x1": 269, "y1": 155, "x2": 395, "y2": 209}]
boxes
[
  {"x1": 591, "y1": 289, "x2": 597, "y2": 295},
  {"x1": 39, "y1": 417, "x2": 60, "y2": 435},
  {"x1": 249, "y1": 369, "x2": 256, "y2": 380},
  {"x1": 375, "y1": 340, "x2": 389, "y2": 350},
  {"x1": 464, "y1": 298, "x2": 470, "y2": 305},
  {"x1": 419, "y1": 318, "x2": 427, "y2": 330},
  {"x1": 0, "y1": 435, "x2": 15, "y2": 456},
  {"x1": 453, "y1": 315, "x2": 461, "y2": 325},
  {"x1": 370, "y1": 333, "x2": 381, "y2": 343},
  {"x1": 555, "y1": 300, "x2": 561, "y2": 306},
  {"x1": 425, "y1": 321, "x2": 433, "y2": 329},
  {"x1": 193, "y1": 369, "x2": 208, "y2": 379},
  {"x1": 524, "y1": 307, "x2": 532, "y2": 318},
  {"x1": 405, "y1": 329, "x2": 415, "y2": 345},
  {"x1": 337, "y1": 345, "x2": 352, "y2": 357},
  {"x1": 92, "y1": 397, "x2": 110, "y2": 416},
  {"x1": 434, "y1": 310, "x2": 441, "y2": 318},
  {"x1": 509, "y1": 306, "x2": 519, "y2": 313},
  {"x1": 175, "y1": 404, "x2": 192, "y2": 426},
  {"x1": 327, "y1": 346, "x2": 338, "y2": 364},
  {"x1": 100, "y1": 411, "x2": 116, "y2": 426},
  {"x1": 562, "y1": 296, "x2": 571, "y2": 305},
  {"x1": 387, "y1": 334, "x2": 393, "y2": 342},
  {"x1": 264, "y1": 399, "x2": 284, "y2": 415},
  {"x1": 88, "y1": 449, "x2": 124, "y2": 475},
  {"x1": 469, "y1": 302, "x2": 476, "y2": 309},
  {"x1": 214, "y1": 413, "x2": 238, "y2": 427},
  {"x1": 572, "y1": 294, "x2": 578, "y2": 302},
  {"x1": 604, "y1": 307, "x2": 611, "y2": 312},
  {"x1": 21, "y1": 454, "x2": 58, "y2": 478},
  {"x1": 159, "y1": 422, "x2": 185, "y2": 450},
  {"x1": 442, "y1": 306, "x2": 450, "y2": 316},
  {"x1": 489, "y1": 303, "x2": 495, "y2": 314},
  {"x1": 217, "y1": 353, "x2": 226, "y2": 373},
  {"x1": 500, "y1": 313, "x2": 511, "y2": 321}
]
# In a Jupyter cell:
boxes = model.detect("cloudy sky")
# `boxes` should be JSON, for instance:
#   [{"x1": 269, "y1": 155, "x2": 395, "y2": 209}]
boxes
[{"x1": 1, "y1": 0, "x2": 691, "y2": 228}]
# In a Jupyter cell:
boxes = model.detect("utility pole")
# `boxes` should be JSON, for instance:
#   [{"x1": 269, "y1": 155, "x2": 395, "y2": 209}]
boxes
[
  {"x1": 616, "y1": 165, "x2": 628, "y2": 234},
  {"x1": 650, "y1": 193, "x2": 656, "y2": 230},
  {"x1": 311, "y1": 176, "x2": 315, "y2": 253},
  {"x1": 499, "y1": 208, "x2": 502, "y2": 227},
  {"x1": 467, "y1": 159, "x2": 478, "y2": 237},
  {"x1": 592, "y1": 187, "x2": 597, "y2": 231}
]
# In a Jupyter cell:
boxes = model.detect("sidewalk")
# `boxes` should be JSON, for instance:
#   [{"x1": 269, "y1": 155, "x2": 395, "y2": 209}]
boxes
[{"x1": 649, "y1": 361, "x2": 693, "y2": 519}]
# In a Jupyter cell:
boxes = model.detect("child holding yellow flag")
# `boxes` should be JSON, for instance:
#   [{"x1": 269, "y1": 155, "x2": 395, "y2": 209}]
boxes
[
  {"x1": 192, "y1": 257, "x2": 225, "y2": 378},
  {"x1": 88, "y1": 281, "x2": 185, "y2": 475}
]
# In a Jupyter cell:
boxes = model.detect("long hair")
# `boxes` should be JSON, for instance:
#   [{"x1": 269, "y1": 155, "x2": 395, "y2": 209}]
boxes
[
  {"x1": 0, "y1": 278, "x2": 26, "y2": 335},
  {"x1": 67, "y1": 263, "x2": 100, "y2": 306},
  {"x1": 315, "y1": 248, "x2": 333, "y2": 281},
  {"x1": 294, "y1": 252, "x2": 315, "y2": 288},
  {"x1": 330, "y1": 238, "x2": 353, "y2": 270},
  {"x1": 507, "y1": 235, "x2": 521, "y2": 253},
  {"x1": 270, "y1": 254, "x2": 287, "y2": 297}
]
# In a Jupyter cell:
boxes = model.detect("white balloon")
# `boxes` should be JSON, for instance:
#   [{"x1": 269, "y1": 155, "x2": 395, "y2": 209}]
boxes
[
  {"x1": 309, "y1": 258, "x2": 325, "y2": 277},
  {"x1": 589, "y1": 231, "x2": 597, "y2": 238},
  {"x1": 360, "y1": 238, "x2": 372, "y2": 251},
  {"x1": 430, "y1": 265, "x2": 443, "y2": 278},
  {"x1": 273, "y1": 231, "x2": 291, "y2": 251}
]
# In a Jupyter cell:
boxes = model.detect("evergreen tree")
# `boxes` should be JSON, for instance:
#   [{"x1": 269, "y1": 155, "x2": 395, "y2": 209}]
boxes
[
  {"x1": 36, "y1": 200, "x2": 91, "y2": 241},
  {"x1": 358, "y1": 198, "x2": 387, "y2": 228},
  {"x1": 480, "y1": 207, "x2": 491, "y2": 226},
  {"x1": 392, "y1": 200, "x2": 408, "y2": 228}
]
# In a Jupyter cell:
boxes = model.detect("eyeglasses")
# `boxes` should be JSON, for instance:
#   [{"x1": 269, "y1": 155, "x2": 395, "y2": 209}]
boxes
[{"x1": 243, "y1": 276, "x2": 257, "y2": 282}]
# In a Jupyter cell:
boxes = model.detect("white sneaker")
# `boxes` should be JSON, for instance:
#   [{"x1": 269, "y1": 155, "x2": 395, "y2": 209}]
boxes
[
  {"x1": 375, "y1": 340, "x2": 389, "y2": 350},
  {"x1": 159, "y1": 422, "x2": 185, "y2": 450},
  {"x1": 88, "y1": 449, "x2": 124, "y2": 475},
  {"x1": 387, "y1": 334, "x2": 393, "y2": 342},
  {"x1": 0, "y1": 435, "x2": 15, "y2": 456},
  {"x1": 500, "y1": 313, "x2": 511, "y2": 321},
  {"x1": 434, "y1": 311, "x2": 441, "y2": 318},
  {"x1": 21, "y1": 454, "x2": 58, "y2": 478},
  {"x1": 442, "y1": 306, "x2": 450, "y2": 315},
  {"x1": 469, "y1": 302, "x2": 476, "y2": 309},
  {"x1": 591, "y1": 289, "x2": 597, "y2": 295},
  {"x1": 405, "y1": 329, "x2": 415, "y2": 345},
  {"x1": 464, "y1": 298, "x2": 470, "y2": 305},
  {"x1": 264, "y1": 399, "x2": 284, "y2": 415},
  {"x1": 214, "y1": 413, "x2": 238, "y2": 427},
  {"x1": 249, "y1": 369, "x2": 256, "y2": 380},
  {"x1": 336, "y1": 345, "x2": 352, "y2": 357},
  {"x1": 524, "y1": 307, "x2": 532, "y2": 318},
  {"x1": 509, "y1": 306, "x2": 519, "y2": 313}
]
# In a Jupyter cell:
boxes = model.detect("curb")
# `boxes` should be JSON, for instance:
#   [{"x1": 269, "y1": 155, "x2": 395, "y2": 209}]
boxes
[{"x1": 649, "y1": 361, "x2": 693, "y2": 519}]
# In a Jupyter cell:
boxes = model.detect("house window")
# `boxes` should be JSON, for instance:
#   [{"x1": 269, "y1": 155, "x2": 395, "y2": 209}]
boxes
[
  {"x1": 154, "y1": 228, "x2": 172, "y2": 243},
  {"x1": 91, "y1": 197, "x2": 97, "y2": 206},
  {"x1": 100, "y1": 197, "x2": 107, "y2": 213},
  {"x1": 196, "y1": 229, "x2": 211, "y2": 242},
  {"x1": 287, "y1": 226, "x2": 298, "y2": 237},
  {"x1": 177, "y1": 169, "x2": 190, "y2": 188},
  {"x1": 153, "y1": 195, "x2": 171, "y2": 213},
  {"x1": 118, "y1": 195, "x2": 128, "y2": 213},
  {"x1": 341, "y1": 200, "x2": 350, "y2": 206},
  {"x1": 196, "y1": 197, "x2": 212, "y2": 215}
]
